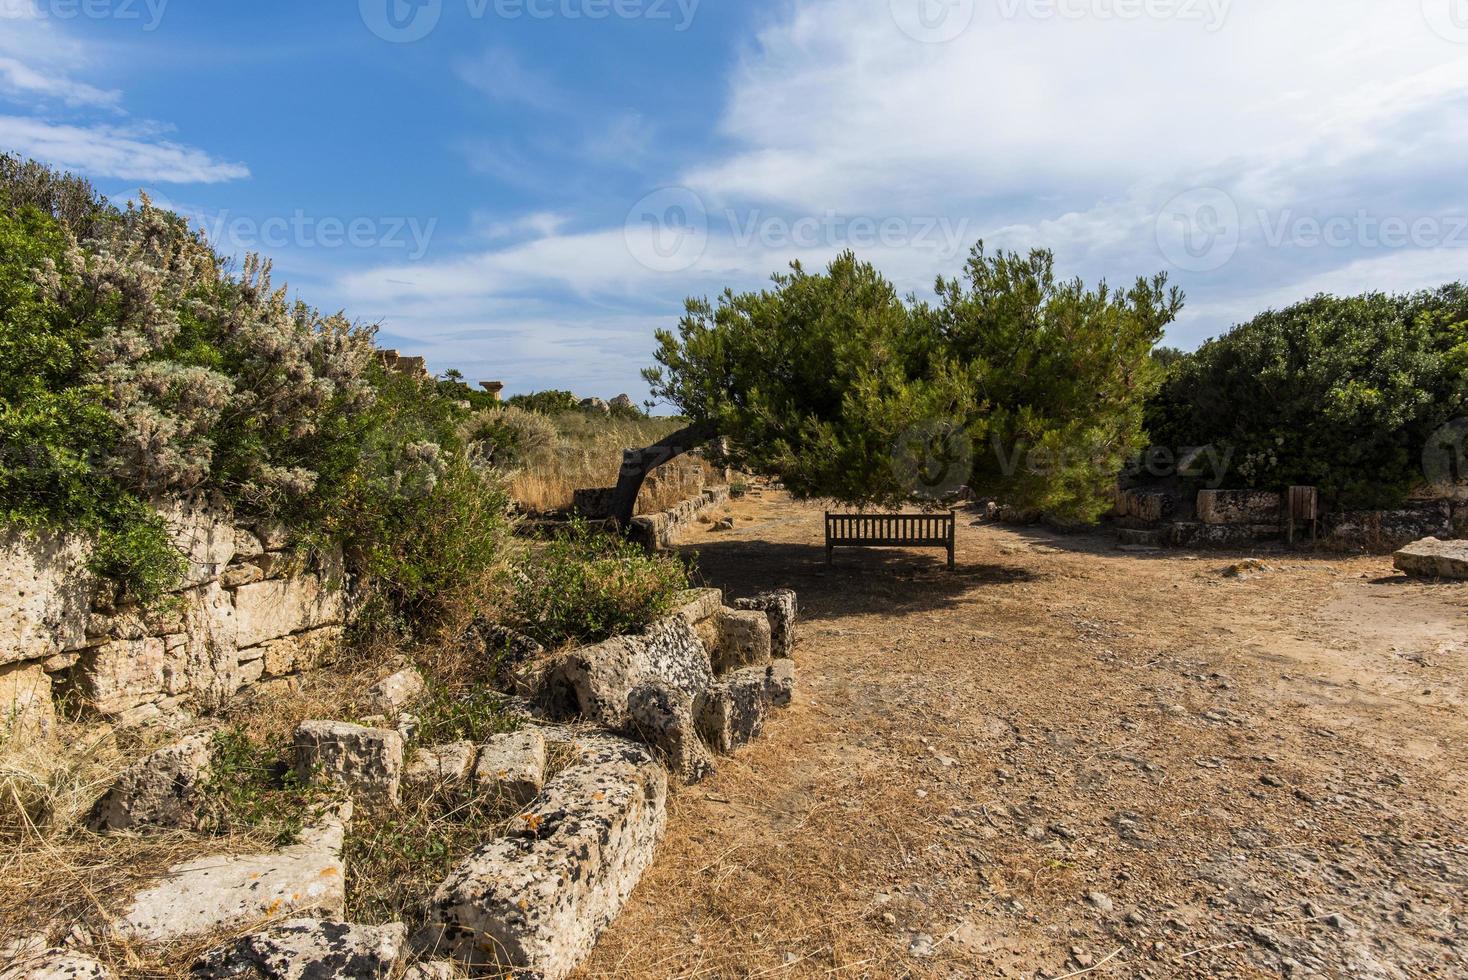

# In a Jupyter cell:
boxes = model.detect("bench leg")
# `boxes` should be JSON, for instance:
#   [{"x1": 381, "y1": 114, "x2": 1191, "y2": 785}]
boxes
[{"x1": 948, "y1": 543, "x2": 956, "y2": 570}]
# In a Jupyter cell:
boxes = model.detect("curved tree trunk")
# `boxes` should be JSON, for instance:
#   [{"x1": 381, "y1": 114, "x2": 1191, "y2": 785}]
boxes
[{"x1": 610, "y1": 422, "x2": 716, "y2": 529}]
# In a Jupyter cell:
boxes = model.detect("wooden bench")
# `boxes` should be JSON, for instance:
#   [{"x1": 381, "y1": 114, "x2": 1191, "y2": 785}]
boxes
[{"x1": 825, "y1": 511, "x2": 956, "y2": 569}]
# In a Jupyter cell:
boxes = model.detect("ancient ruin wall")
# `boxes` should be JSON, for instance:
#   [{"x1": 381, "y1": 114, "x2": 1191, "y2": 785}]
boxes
[{"x1": 0, "y1": 503, "x2": 347, "y2": 739}]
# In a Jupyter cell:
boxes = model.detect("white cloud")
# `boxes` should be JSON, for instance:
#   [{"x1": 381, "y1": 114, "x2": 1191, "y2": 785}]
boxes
[
  {"x1": 0, "y1": 55, "x2": 120, "y2": 108},
  {"x1": 0, "y1": 116, "x2": 250, "y2": 183}
]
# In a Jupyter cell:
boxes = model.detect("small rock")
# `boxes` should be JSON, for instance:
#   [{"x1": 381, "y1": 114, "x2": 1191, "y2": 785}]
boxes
[
  {"x1": 403, "y1": 963, "x2": 457, "y2": 980},
  {"x1": 403, "y1": 742, "x2": 478, "y2": 803},
  {"x1": 0, "y1": 947, "x2": 110, "y2": 979},
  {"x1": 712, "y1": 517, "x2": 735, "y2": 532},
  {"x1": 908, "y1": 933, "x2": 936, "y2": 958},
  {"x1": 366, "y1": 667, "x2": 426, "y2": 714},
  {"x1": 1260, "y1": 774, "x2": 1285, "y2": 788},
  {"x1": 1086, "y1": 891, "x2": 1115, "y2": 914},
  {"x1": 191, "y1": 919, "x2": 406, "y2": 979}
]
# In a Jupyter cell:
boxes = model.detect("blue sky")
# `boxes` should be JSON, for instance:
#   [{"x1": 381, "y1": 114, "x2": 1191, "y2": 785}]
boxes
[{"x1": 3, "y1": 0, "x2": 1467, "y2": 403}]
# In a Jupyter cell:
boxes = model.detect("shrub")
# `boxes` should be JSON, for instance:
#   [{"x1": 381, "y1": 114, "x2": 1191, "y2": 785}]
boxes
[
  {"x1": 1147, "y1": 287, "x2": 1468, "y2": 508},
  {"x1": 508, "y1": 389, "x2": 581, "y2": 415},
  {"x1": 462, "y1": 404, "x2": 557, "y2": 470},
  {"x1": 504, "y1": 517, "x2": 690, "y2": 647}
]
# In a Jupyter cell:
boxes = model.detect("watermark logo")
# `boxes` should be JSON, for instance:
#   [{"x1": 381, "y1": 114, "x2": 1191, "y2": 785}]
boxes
[
  {"x1": 1259, "y1": 209, "x2": 1468, "y2": 250},
  {"x1": 995, "y1": 0, "x2": 1230, "y2": 30},
  {"x1": 1155, "y1": 186, "x2": 1240, "y2": 273},
  {"x1": 1422, "y1": 0, "x2": 1468, "y2": 43},
  {"x1": 625, "y1": 186, "x2": 710, "y2": 274},
  {"x1": 1423, "y1": 418, "x2": 1468, "y2": 491},
  {"x1": 892, "y1": 420, "x2": 974, "y2": 498},
  {"x1": 146, "y1": 193, "x2": 438, "y2": 260},
  {"x1": 1, "y1": 0, "x2": 169, "y2": 29},
  {"x1": 623, "y1": 186, "x2": 975, "y2": 273},
  {"x1": 890, "y1": 0, "x2": 977, "y2": 43},
  {"x1": 360, "y1": 0, "x2": 442, "y2": 43}
]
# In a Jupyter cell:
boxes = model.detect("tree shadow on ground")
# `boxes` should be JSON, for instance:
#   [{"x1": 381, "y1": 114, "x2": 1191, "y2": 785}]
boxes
[
  {"x1": 989, "y1": 519, "x2": 1370, "y2": 566},
  {"x1": 679, "y1": 537, "x2": 1036, "y2": 623}
]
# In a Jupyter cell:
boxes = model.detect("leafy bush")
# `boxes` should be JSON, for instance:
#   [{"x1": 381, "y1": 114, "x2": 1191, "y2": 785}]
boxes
[
  {"x1": 1147, "y1": 287, "x2": 1468, "y2": 508},
  {"x1": 647, "y1": 245, "x2": 1180, "y2": 519},
  {"x1": 505, "y1": 517, "x2": 690, "y2": 647},
  {"x1": 462, "y1": 404, "x2": 558, "y2": 470},
  {"x1": 0, "y1": 155, "x2": 515, "y2": 630},
  {"x1": 196, "y1": 727, "x2": 329, "y2": 845},
  {"x1": 508, "y1": 389, "x2": 581, "y2": 415}
]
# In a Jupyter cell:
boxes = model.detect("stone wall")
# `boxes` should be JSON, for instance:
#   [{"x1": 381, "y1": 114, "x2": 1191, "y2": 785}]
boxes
[
  {"x1": 572, "y1": 457, "x2": 715, "y2": 521},
  {"x1": 629, "y1": 487, "x2": 730, "y2": 552},
  {"x1": 0, "y1": 505, "x2": 347, "y2": 739}
]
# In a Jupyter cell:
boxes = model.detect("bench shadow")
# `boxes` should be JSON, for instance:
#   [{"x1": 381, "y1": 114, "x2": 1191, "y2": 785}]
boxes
[{"x1": 678, "y1": 537, "x2": 1036, "y2": 623}]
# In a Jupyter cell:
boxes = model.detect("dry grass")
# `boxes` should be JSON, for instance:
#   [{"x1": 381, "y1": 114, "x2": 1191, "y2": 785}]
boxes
[{"x1": 507, "y1": 412, "x2": 715, "y2": 515}]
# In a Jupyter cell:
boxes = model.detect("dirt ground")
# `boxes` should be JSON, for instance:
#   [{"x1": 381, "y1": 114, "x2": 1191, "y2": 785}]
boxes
[{"x1": 580, "y1": 489, "x2": 1468, "y2": 979}]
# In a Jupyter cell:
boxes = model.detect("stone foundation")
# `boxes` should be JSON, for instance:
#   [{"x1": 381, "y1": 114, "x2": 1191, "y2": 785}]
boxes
[
  {"x1": 0, "y1": 506, "x2": 348, "y2": 739},
  {"x1": 629, "y1": 486, "x2": 730, "y2": 552}
]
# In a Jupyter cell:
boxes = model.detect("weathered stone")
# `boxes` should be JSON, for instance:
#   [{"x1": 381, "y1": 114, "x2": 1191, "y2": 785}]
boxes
[
  {"x1": 0, "y1": 660, "x2": 54, "y2": 741},
  {"x1": 220, "y1": 563, "x2": 265, "y2": 589},
  {"x1": 732, "y1": 590, "x2": 798, "y2": 660},
  {"x1": 0, "y1": 946, "x2": 110, "y2": 979},
  {"x1": 166, "y1": 582, "x2": 241, "y2": 710},
  {"x1": 1329, "y1": 502, "x2": 1453, "y2": 552},
  {"x1": 233, "y1": 529, "x2": 265, "y2": 560},
  {"x1": 116, "y1": 808, "x2": 349, "y2": 943},
  {"x1": 256, "y1": 626, "x2": 341, "y2": 679},
  {"x1": 419, "y1": 735, "x2": 668, "y2": 979},
  {"x1": 366, "y1": 667, "x2": 426, "y2": 714},
  {"x1": 609, "y1": 394, "x2": 636, "y2": 412},
  {"x1": 1196, "y1": 490, "x2": 1282, "y2": 526},
  {"x1": 624, "y1": 683, "x2": 713, "y2": 783},
  {"x1": 697, "y1": 666, "x2": 769, "y2": 755},
  {"x1": 88, "y1": 732, "x2": 214, "y2": 833},
  {"x1": 465, "y1": 620, "x2": 545, "y2": 690},
  {"x1": 712, "y1": 609, "x2": 772, "y2": 674},
  {"x1": 402, "y1": 963, "x2": 456, "y2": 980},
  {"x1": 159, "y1": 499, "x2": 237, "y2": 588},
  {"x1": 765, "y1": 658, "x2": 797, "y2": 708},
  {"x1": 254, "y1": 523, "x2": 292, "y2": 551},
  {"x1": 671, "y1": 588, "x2": 724, "y2": 627},
  {"x1": 233, "y1": 576, "x2": 345, "y2": 649},
  {"x1": 404, "y1": 742, "x2": 478, "y2": 802},
  {"x1": 294, "y1": 722, "x2": 404, "y2": 805},
  {"x1": 473, "y1": 731, "x2": 547, "y2": 808},
  {"x1": 1394, "y1": 537, "x2": 1468, "y2": 579},
  {"x1": 0, "y1": 527, "x2": 93, "y2": 668},
  {"x1": 192, "y1": 919, "x2": 406, "y2": 979},
  {"x1": 77, "y1": 637, "x2": 166, "y2": 717}
]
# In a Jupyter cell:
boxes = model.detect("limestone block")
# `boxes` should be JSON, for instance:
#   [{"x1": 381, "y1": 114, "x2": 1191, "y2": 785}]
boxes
[
  {"x1": 765, "y1": 658, "x2": 797, "y2": 708},
  {"x1": 221, "y1": 563, "x2": 264, "y2": 589},
  {"x1": 0, "y1": 527, "x2": 93, "y2": 668},
  {"x1": 696, "y1": 666, "x2": 769, "y2": 756},
  {"x1": 671, "y1": 588, "x2": 724, "y2": 627},
  {"x1": 0, "y1": 660, "x2": 54, "y2": 741},
  {"x1": 733, "y1": 590, "x2": 799, "y2": 659},
  {"x1": 294, "y1": 722, "x2": 404, "y2": 805},
  {"x1": 88, "y1": 731, "x2": 214, "y2": 833},
  {"x1": 473, "y1": 731, "x2": 547, "y2": 808},
  {"x1": 419, "y1": 735, "x2": 668, "y2": 979},
  {"x1": 366, "y1": 667, "x2": 426, "y2": 714},
  {"x1": 234, "y1": 529, "x2": 265, "y2": 559},
  {"x1": 625, "y1": 683, "x2": 713, "y2": 783},
  {"x1": 1328, "y1": 502, "x2": 1453, "y2": 552},
  {"x1": 1394, "y1": 537, "x2": 1468, "y2": 579},
  {"x1": 233, "y1": 576, "x2": 345, "y2": 649},
  {"x1": 712, "y1": 608, "x2": 772, "y2": 674},
  {"x1": 78, "y1": 637, "x2": 165, "y2": 717},
  {"x1": 158, "y1": 500, "x2": 236, "y2": 588},
  {"x1": 163, "y1": 582, "x2": 240, "y2": 710},
  {"x1": 0, "y1": 947, "x2": 110, "y2": 979},
  {"x1": 1195, "y1": 490, "x2": 1282, "y2": 526},
  {"x1": 192, "y1": 919, "x2": 406, "y2": 980},
  {"x1": 257, "y1": 626, "x2": 341, "y2": 679},
  {"x1": 404, "y1": 742, "x2": 479, "y2": 803},
  {"x1": 115, "y1": 808, "x2": 349, "y2": 943}
]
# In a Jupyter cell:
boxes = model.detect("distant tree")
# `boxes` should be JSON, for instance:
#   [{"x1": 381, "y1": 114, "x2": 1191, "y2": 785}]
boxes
[
  {"x1": 1147, "y1": 287, "x2": 1468, "y2": 508},
  {"x1": 645, "y1": 245, "x2": 1181, "y2": 519}
]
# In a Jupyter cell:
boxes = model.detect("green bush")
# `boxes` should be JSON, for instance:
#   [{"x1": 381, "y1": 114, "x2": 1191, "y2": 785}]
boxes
[
  {"x1": 508, "y1": 389, "x2": 581, "y2": 415},
  {"x1": 1147, "y1": 287, "x2": 1468, "y2": 508},
  {"x1": 461, "y1": 404, "x2": 557, "y2": 470},
  {"x1": 505, "y1": 517, "x2": 690, "y2": 647},
  {"x1": 0, "y1": 155, "x2": 515, "y2": 630}
]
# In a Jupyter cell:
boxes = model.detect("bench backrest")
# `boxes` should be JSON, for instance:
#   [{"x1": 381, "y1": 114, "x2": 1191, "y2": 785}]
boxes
[{"x1": 825, "y1": 512, "x2": 955, "y2": 545}]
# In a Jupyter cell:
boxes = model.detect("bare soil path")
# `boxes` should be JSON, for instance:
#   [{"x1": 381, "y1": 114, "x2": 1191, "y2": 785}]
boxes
[{"x1": 579, "y1": 490, "x2": 1467, "y2": 979}]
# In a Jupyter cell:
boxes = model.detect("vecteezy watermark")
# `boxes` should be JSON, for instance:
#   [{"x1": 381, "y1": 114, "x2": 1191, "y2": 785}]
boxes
[
  {"x1": 359, "y1": 0, "x2": 699, "y2": 43},
  {"x1": 1422, "y1": 0, "x2": 1468, "y2": 43},
  {"x1": 149, "y1": 195, "x2": 438, "y2": 260},
  {"x1": 1154, "y1": 186, "x2": 1241, "y2": 273},
  {"x1": 1259, "y1": 210, "x2": 1468, "y2": 251},
  {"x1": 0, "y1": 0, "x2": 168, "y2": 29},
  {"x1": 890, "y1": 0, "x2": 977, "y2": 43},
  {"x1": 1423, "y1": 418, "x2": 1468, "y2": 491},
  {"x1": 624, "y1": 186, "x2": 974, "y2": 273},
  {"x1": 893, "y1": 420, "x2": 975, "y2": 498}
]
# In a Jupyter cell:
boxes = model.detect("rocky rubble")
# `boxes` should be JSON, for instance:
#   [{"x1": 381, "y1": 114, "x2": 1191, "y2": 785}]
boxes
[
  {"x1": 1393, "y1": 536, "x2": 1468, "y2": 579},
  {"x1": 192, "y1": 919, "x2": 407, "y2": 980}
]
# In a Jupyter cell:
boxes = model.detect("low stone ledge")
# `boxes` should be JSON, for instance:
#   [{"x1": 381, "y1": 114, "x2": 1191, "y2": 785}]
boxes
[
  {"x1": 473, "y1": 731, "x2": 547, "y2": 809},
  {"x1": 114, "y1": 807, "x2": 350, "y2": 944},
  {"x1": 1394, "y1": 537, "x2": 1468, "y2": 579},
  {"x1": 192, "y1": 919, "x2": 407, "y2": 980},
  {"x1": 417, "y1": 733, "x2": 668, "y2": 980},
  {"x1": 732, "y1": 590, "x2": 799, "y2": 660},
  {"x1": 712, "y1": 608, "x2": 773, "y2": 674}
]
